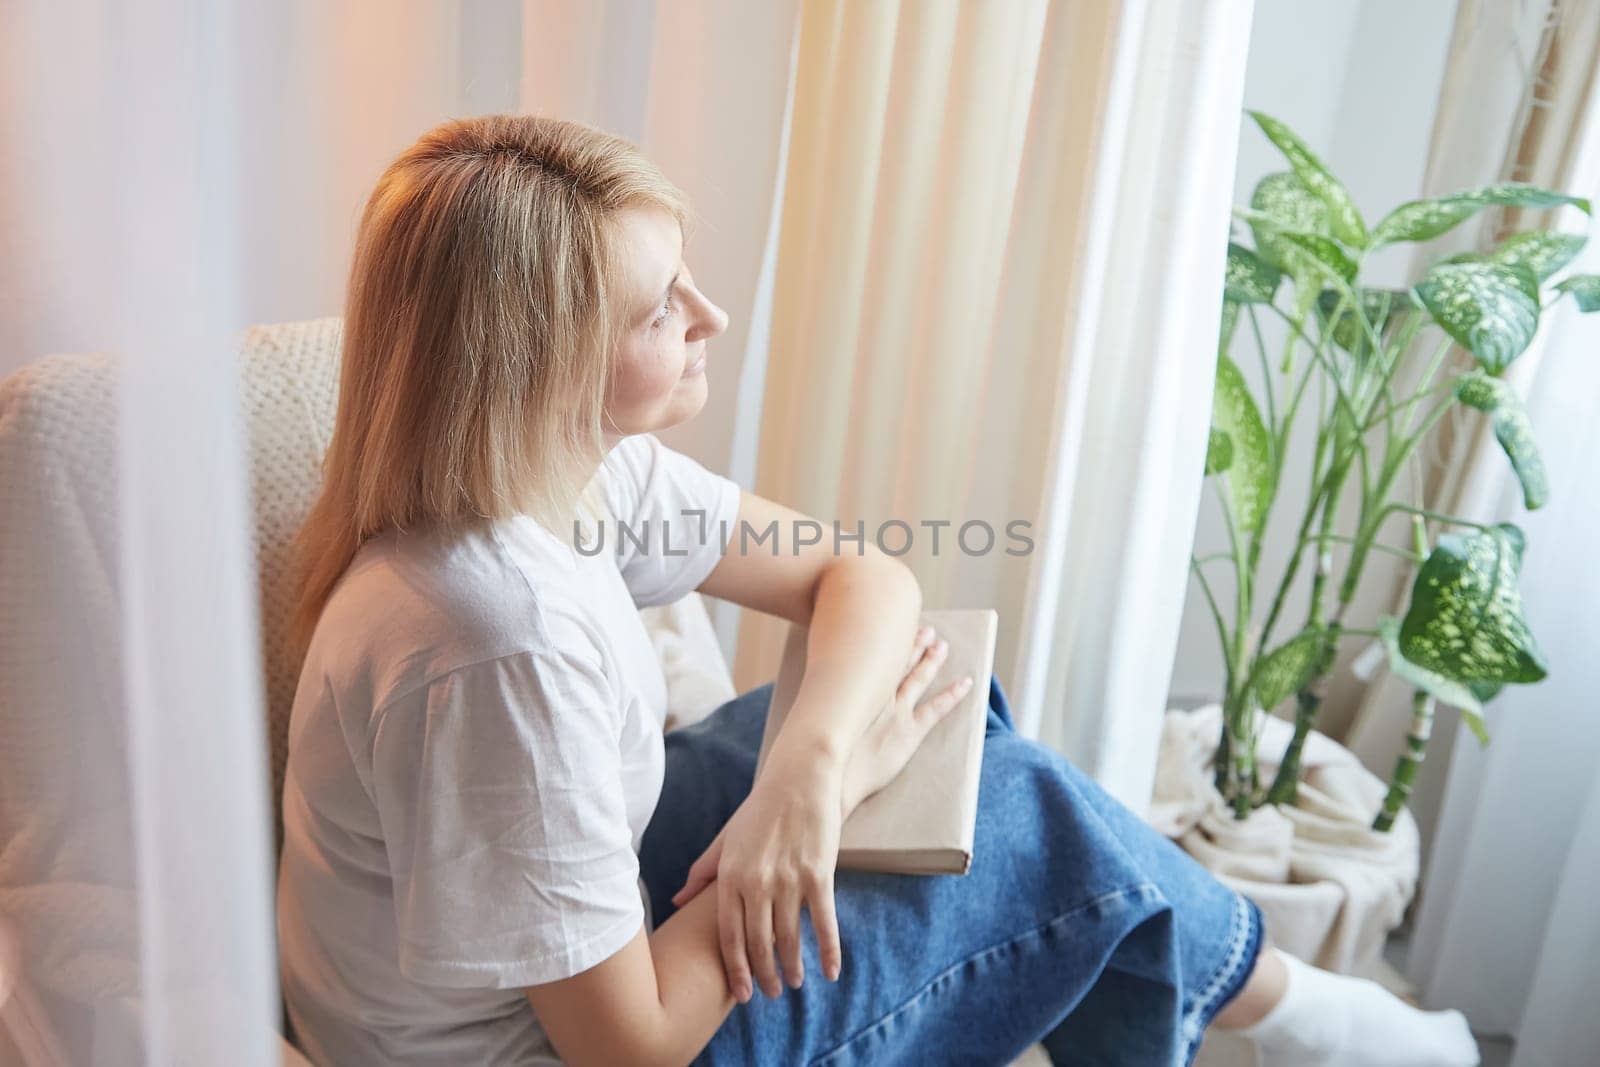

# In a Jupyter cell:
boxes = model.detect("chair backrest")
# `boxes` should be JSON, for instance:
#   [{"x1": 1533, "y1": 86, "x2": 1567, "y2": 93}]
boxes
[{"x1": 236, "y1": 318, "x2": 344, "y2": 821}]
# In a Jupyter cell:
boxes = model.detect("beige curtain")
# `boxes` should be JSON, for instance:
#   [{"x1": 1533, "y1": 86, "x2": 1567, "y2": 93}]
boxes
[{"x1": 732, "y1": 0, "x2": 1258, "y2": 808}]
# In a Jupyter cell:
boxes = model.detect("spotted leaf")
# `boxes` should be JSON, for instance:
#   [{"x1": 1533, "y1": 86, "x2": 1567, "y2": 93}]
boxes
[
  {"x1": 1454, "y1": 371, "x2": 1548, "y2": 509},
  {"x1": 1378, "y1": 617, "x2": 1484, "y2": 716},
  {"x1": 1414, "y1": 260, "x2": 1540, "y2": 374},
  {"x1": 1489, "y1": 231, "x2": 1586, "y2": 282},
  {"x1": 1249, "y1": 172, "x2": 1332, "y2": 317},
  {"x1": 1225, "y1": 243, "x2": 1281, "y2": 304},
  {"x1": 1399, "y1": 525, "x2": 1547, "y2": 684},
  {"x1": 1554, "y1": 273, "x2": 1600, "y2": 311},
  {"x1": 1211, "y1": 355, "x2": 1273, "y2": 534},
  {"x1": 1250, "y1": 112, "x2": 1368, "y2": 248},
  {"x1": 1274, "y1": 232, "x2": 1358, "y2": 285},
  {"x1": 1205, "y1": 428, "x2": 1234, "y2": 475},
  {"x1": 1220, "y1": 299, "x2": 1240, "y2": 353},
  {"x1": 1372, "y1": 183, "x2": 1591, "y2": 247},
  {"x1": 1248, "y1": 627, "x2": 1331, "y2": 712}
]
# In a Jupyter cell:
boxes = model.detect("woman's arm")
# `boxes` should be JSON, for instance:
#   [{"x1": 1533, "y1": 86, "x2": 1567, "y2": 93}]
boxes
[
  {"x1": 687, "y1": 490, "x2": 932, "y2": 999},
  {"x1": 524, "y1": 893, "x2": 731, "y2": 1067},
  {"x1": 697, "y1": 488, "x2": 924, "y2": 770},
  {"x1": 525, "y1": 639, "x2": 967, "y2": 1067}
]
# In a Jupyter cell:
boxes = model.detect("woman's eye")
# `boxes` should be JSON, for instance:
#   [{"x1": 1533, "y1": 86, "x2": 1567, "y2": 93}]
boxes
[{"x1": 652, "y1": 298, "x2": 675, "y2": 328}]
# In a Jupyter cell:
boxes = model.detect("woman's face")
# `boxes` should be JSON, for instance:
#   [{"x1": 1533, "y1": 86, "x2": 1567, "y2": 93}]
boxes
[{"x1": 603, "y1": 206, "x2": 728, "y2": 440}]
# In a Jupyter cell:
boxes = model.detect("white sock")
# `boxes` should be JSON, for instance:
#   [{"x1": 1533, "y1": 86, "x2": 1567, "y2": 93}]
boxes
[{"x1": 1238, "y1": 949, "x2": 1479, "y2": 1067}]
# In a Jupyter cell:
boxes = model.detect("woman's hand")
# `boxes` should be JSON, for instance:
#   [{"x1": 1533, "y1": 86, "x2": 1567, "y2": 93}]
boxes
[
  {"x1": 839, "y1": 628, "x2": 973, "y2": 815},
  {"x1": 671, "y1": 626, "x2": 972, "y2": 1002},
  {"x1": 671, "y1": 747, "x2": 844, "y2": 1002}
]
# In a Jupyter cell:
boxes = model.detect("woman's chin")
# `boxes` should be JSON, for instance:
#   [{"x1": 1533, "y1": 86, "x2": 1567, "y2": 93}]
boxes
[{"x1": 653, "y1": 377, "x2": 710, "y2": 431}]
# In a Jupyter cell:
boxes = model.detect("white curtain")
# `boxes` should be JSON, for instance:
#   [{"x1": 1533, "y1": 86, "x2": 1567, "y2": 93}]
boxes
[
  {"x1": 0, "y1": 0, "x2": 1254, "y2": 1059},
  {"x1": 731, "y1": 0, "x2": 1257, "y2": 810}
]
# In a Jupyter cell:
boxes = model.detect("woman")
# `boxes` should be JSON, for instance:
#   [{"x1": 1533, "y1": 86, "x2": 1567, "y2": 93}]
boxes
[{"x1": 276, "y1": 114, "x2": 1478, "y2": 1066}]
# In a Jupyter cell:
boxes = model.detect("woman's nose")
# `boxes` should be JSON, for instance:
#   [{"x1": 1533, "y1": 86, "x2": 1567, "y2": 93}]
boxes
[{"x1": 686, "y1": 284, "x2": 729, "y2": 342}]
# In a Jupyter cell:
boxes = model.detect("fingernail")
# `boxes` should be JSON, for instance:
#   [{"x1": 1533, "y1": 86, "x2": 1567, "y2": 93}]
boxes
[
  {"x1": 918, "y1": 625, "x2": 934, "y2": 640},
  {"x1": 827, "y1": 961, "x2": 841, "y2": 981},
  {"x1": 789, "y1": 970, "x2": 804, "y2": 989},
  {"x1": 936, "y1": 639, "x2": 948, "y2": 653},
  {"x1": 737, "y1": 980, "x2": 752, "y2": 1002}
]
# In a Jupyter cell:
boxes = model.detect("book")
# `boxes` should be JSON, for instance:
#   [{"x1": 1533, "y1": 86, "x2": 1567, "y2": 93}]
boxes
[{"x1": 754, "y1": 608, "x2": 998, "y2": 875}]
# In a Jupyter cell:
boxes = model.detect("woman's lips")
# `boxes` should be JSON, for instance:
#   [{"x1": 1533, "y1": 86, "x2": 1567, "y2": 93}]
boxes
[{"x1": 684, "y1": 351, "x2": 707, "y2": 376}]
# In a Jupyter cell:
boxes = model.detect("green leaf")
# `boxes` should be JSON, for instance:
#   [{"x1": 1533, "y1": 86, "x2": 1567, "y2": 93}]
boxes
[
  {"x1": 1399, "y1": 524, "x2": 1548, "y2": 684},
  {"x1": 1489, "y1": 231, "x2": 1587, "y2": 281},
  {"x1": 1205, "y1": 428, "x2": 1234, "y2": 475},
  {"x1": 1248, "y1": 627, "x2": 1330, "y2": 711},
  {"x1": 1225, "y1": 243, "x2": 1282, "y2": 303},
  {"x1": 1460, "y1": 710, "x2": 1491, "y2": 747},
  {"x1": 1454, "y1": 371, "x2": 1549, "y2": 509},
  {"x1": 1378, "y1": 617, "x2": 1484, "y2": 715},
  {"x1": 1219, "y1": 299, "x2": 1240, "y2": 353},
  {"x1": 1249, "y1": 172, "x2": 1333, "y2": 317},
  {"x1": 1249, "y1": 112, "x2": 1368, "y2": 247},
  {"x1": 1414, "y1": 260, "x2": 1541, "y2": 374},
  {"x1": 1211, "y1": 355, "x2": 1273, "y2": 533},
  {"x1": 1371, "y1": 183, "x2": 1592, "y2": 247},
  {"x1": 1554, "y1": 273, "x2": 1600, "y2": 311},
  {"x1": 1468, "y1": 680, "x2": 1504, "y2": 704},
  {"x1": 1275, "y1": 232, "x2": 1359, "y2": 284}
]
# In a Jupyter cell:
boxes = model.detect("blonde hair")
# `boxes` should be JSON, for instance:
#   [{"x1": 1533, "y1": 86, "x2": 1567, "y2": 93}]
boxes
[{"x1": 291, "y1": 114, "x2": 689, "y2": 651}]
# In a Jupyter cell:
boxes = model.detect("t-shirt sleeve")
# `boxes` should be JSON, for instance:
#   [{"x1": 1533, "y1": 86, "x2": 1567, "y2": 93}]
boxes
[
  {"x1": 602, "y1": 432, "x2": 743, "y2": 608},
  {"x1": 369, "y1": 648, "x2": 644, "y2": 990}
]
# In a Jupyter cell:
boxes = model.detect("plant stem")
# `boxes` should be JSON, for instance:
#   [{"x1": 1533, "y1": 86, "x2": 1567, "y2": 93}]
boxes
[
  {"x1": 1265, "y1": 684, "x2": 1323, "y2": 805},
  {"x1": 1365, "y1": 378, "x2": 1456, "y2": 432},
  {"x1": 1222, "y1": 689, "x2": 1258, "y2": 819},
  {"x1": 1381, "y1": 503, "x2": 1497, "y2": 531},
  {"x1": 1300, "y1": 533, "x2": 1423, "y2": 563},
  {"x1": 1247, "y1": 305, "x2": 1278, "y2": 434},
  {"x1": 1374, "y1": 689, "x2": 1435, "y2": 832},
  {"x1": 1214, "y1": 716, "x2": 1231, "y2": 793},
  {"x1": 1401, "y1": 337, "x2": 1457, "y2": 436},
  {"x1": 1189, "y1": 557, "x2": 1232, "y2": 678}
]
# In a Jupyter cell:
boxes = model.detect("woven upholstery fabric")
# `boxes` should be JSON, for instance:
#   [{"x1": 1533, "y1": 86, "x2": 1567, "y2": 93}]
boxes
[
  {"x1": 0, "y1": 352, "x2": 140, "y2": 1001},
  {"x1": 238, "y1": 317, "x2": 344, "y2": 821}
]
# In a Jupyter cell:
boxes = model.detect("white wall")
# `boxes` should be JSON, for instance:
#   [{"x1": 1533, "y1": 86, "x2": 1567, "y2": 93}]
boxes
[{"x1": 1170, "y1": 0, "x2": 1457, "y2": 745}]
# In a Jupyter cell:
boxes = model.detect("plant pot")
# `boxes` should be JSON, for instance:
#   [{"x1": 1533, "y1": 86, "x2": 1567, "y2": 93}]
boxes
[{"x1": 1149, "y1": 705, "x2": 1419, "y2": 981}]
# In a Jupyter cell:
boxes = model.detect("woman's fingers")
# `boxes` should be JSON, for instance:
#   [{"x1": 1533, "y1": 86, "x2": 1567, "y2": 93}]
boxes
[
  {"x1": 744, "y1": 893, "x2": 781, "y2": 998},
  {"x1": 897, "y1": 637, "x2": 949, "y2": 704},
  {"x1": 916, "y1": 675, "x2": 974, "y2": 730},
  {"x1": 717, "y1": 881, "x2": 753, "y2": 1003},
  {"x1": 773, "y1": 885, "x2": 804, "y2": 989},
  {"x1": 904, "y1": 625, "x2": 935, "y2": 673},
  {"x1": 805, "y1": 869, "x2": 842, "y2": 982},
  {"x1": 672, "y1": 830, "x2": 724, "y2": 906}
]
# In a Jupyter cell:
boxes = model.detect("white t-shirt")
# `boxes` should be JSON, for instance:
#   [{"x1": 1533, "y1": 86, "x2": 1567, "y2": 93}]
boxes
[{"x1": 277, "y1": 433, "x2": 742, "y2": 1066}]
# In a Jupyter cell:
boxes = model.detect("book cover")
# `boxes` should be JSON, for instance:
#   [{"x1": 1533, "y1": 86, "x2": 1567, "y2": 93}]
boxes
[{"x1": 755, "y1": 609, "x2": 998, "y2": 875}]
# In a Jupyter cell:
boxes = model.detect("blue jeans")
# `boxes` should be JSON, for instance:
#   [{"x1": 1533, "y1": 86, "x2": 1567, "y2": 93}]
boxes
[{"x1": 639, "y1": 676, "x2": 1263, "y2": 1067}]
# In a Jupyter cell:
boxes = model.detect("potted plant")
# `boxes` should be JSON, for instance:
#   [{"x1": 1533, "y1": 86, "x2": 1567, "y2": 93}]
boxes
[{"x1": 1166, "y1": 110, "x2": 1597, "y2": 970}]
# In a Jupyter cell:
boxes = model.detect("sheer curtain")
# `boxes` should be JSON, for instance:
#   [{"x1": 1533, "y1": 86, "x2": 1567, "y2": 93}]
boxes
[
  {"x1": 1, "y1": 1, "x2": 795, "y2": 1060},
  {"x1": 731, "y1": 0, "x2": 1257, "y2": 809},
  {"x1": 0, "y1": 0, "x2": 1255, "y2": 1060}
]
